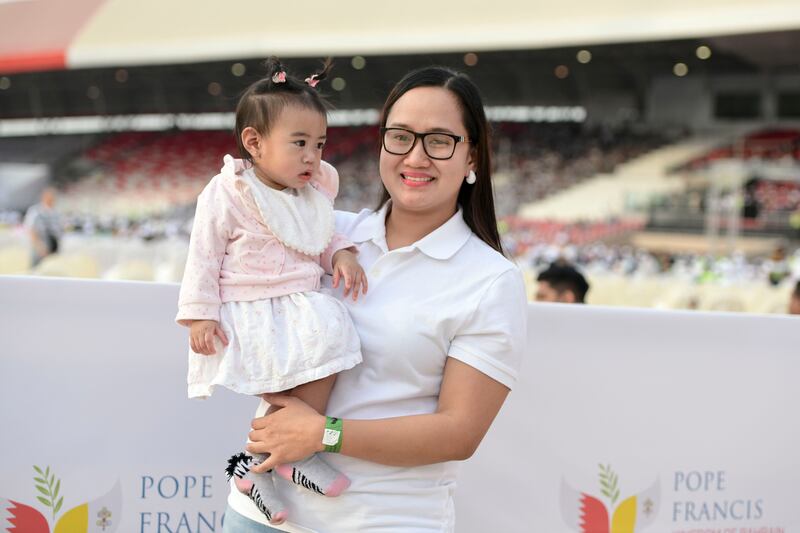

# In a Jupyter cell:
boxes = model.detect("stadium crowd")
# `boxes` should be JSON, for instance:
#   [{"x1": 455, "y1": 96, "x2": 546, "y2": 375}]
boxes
[{"x1": 1, "y1": 124, "x2": 798, "y2": 314}]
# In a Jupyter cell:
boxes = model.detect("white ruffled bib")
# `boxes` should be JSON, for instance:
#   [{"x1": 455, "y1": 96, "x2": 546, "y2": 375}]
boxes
[{"x1": 223, "y1": 155, "x2": 335, "y2": 256}]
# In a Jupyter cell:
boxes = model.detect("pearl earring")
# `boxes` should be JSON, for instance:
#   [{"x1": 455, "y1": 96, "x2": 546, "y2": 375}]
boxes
[{"x1": 465, "y1": 170, "x2": 477, "y2": 184}]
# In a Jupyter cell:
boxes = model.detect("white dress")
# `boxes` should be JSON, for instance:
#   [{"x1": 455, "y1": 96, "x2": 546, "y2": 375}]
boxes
[{"x1": 187, "y1": 169, "x2": 362, "y2": 399}]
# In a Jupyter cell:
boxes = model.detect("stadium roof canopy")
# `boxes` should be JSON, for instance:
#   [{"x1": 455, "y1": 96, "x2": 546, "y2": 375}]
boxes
[{"x1": 2, "y1": 0, "x2": 800, "y2": 73}]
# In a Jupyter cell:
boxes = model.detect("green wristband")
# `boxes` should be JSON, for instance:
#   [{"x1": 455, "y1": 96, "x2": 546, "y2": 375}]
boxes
[{"x1": 322, "y1": 416, "x2": 343, "y2": 453}]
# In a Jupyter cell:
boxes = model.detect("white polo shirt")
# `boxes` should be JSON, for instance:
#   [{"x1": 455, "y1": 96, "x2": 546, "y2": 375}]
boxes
[{"x1": 228, "y1": 204, "x2": 528, "y2": 532}]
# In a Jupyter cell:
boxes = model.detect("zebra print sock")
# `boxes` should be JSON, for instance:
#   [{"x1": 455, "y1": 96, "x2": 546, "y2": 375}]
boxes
[
  {"x1": 274, "y1": 454, "x2": 350, "y2": 497},
  {"x1": 226, "y1": 452, "x2": 288, "y2": 524},
  {"x1": 225, "y1": 452, "x2": 253, "y2": 480}
]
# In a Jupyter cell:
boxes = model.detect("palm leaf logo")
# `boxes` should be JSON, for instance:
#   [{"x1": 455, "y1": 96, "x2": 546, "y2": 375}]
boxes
[
  {"x1": 598, "y1": 464, "x2": 620, "y2": 506},
  {"x1": 561, "y1": 466, "x2": 660, "y2": 533},
  {"x1": 33, "y1": 465, "x2": 64, "y2": 524},
  {"x1": 4, "y1": 468, "x2": 121, "y2": 533}
]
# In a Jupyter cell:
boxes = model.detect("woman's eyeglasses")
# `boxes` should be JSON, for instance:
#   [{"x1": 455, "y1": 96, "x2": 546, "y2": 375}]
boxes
[{"x1": 380, "y1": 127, "x2": 470, "y2": 160}]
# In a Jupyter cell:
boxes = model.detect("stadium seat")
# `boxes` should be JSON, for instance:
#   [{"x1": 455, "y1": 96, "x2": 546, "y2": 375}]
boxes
[
  {"x1": 34, "y1": 253, "x2": 100, "y2": 279},
  {"x1": 0, "y1": 246, "x2": 31, "y2": 275}
]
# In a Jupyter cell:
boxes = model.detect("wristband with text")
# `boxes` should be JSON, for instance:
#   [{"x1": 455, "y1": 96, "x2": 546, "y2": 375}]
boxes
[{"x1": 322, "y1": 416, "x2": 343, "y2": 453}]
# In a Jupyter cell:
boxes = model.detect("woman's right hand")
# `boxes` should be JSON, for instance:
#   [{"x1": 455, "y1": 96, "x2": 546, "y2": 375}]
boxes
[
  {"x1": 247, "y1": 394, "x2": 327, "y2": 473},
  {"x1": 189, "y1": 320, "x2": 228, "y2": 355}
]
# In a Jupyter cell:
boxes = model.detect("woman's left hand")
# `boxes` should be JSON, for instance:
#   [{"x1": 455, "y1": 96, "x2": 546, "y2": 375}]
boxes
[{"x1": 247, "y1": 394, "x2": 326, "y2": 473}]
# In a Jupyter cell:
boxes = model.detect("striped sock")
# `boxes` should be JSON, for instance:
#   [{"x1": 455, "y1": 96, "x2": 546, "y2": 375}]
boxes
[
  {"x1": 226, "y1": 452, "x2": 287, "y2": 525},
  {"x1": 274, "y1": 454, "x2": 350, "y2": 497}
]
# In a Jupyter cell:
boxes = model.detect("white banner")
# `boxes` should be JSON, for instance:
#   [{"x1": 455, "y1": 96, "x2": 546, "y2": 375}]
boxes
[
  {"x1": 1, "y1": 277, "x2": 255, "y2": 533},
  {"x1": 1, "y1": 276, "x2": 798, "y2": 533},
  {"x1": 457, "y1": 304, "x2": 800, "y2": 533}
]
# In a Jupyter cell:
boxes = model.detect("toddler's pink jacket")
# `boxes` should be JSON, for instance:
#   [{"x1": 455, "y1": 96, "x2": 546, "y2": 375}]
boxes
[{"x1": 176, "y1": 157, "x2": 352, "y2": 326}]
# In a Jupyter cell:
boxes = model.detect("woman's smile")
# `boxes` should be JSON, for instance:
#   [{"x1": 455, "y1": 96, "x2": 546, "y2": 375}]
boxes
[{"x1": 401, "y1": 171, "x2": 435, "y2": 187}]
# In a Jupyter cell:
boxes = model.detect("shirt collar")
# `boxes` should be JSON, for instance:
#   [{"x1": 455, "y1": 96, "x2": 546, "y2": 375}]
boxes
[
  {"x1": 348, "y1": 202, "x2": 390, "y2": 252},
  {"x1": 350, "y1": 202, "x2": 472, "y2": 260}
]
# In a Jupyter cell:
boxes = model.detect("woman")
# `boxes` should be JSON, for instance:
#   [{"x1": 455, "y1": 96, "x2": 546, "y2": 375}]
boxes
[{"x1": 224, "y1": 66, "x2": 528, "y2": 532}]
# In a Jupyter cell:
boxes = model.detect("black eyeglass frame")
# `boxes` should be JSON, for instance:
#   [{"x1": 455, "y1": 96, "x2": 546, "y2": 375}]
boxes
[{"x1": 380, "y1": 127, "x2": 471, "y2": 160}]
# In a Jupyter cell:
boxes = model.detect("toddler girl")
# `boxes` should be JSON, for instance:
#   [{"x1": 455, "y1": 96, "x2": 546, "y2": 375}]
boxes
[{"x1": 176, "y1": 58, "x2": 365, "y2": 525}]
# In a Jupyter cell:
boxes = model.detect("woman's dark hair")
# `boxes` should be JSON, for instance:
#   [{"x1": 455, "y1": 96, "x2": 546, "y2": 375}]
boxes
[
  {"x1": 377, "y1": 66, "x2": 504, "y2": 255},
  {"x1": 235, "y1": 57, "x2": 332, "y2": 164}
]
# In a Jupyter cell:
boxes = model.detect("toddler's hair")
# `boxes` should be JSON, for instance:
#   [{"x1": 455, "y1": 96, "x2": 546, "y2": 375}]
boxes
[{"x1": 234, "y1": 57, "x2": 332, "y2": 163}]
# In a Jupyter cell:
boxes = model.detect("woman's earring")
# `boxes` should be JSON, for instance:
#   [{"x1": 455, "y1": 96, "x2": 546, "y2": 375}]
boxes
[{"x1": 466, "y1": 170, "x2": 477, "y2": 184}]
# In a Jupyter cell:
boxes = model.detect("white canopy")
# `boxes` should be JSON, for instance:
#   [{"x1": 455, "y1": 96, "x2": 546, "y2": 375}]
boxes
[{"x1": 8, "y1": 0, "x2": 799, "y2": 71}]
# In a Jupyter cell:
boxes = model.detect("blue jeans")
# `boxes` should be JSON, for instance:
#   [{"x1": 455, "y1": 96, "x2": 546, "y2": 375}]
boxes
[{"x1": 223, "y1": 505, "x2": 285, "y2": 532}]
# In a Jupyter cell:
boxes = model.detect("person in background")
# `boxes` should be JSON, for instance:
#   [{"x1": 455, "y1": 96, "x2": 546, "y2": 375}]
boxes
[
  {"x1": 767, "y1": 245, "x2": 791, "y2": 286},
  {"x1": 789, "y1": 280, "x2": 800, "y2": 315},
  {"x1": 24, "y1": 187, "x2": 61, "y2": 266},
  {"x1": 535, "y1": 261, "x2": 590, "y2": 304}
]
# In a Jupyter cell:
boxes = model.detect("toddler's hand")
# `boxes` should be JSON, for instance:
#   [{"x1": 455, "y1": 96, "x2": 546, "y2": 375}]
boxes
[
  {"x1": 189, "y1": 320, "x2": 229, "y2": 355},
  {"x1": 332, "y1": 249, "x2": 368, "y2": 301}
]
